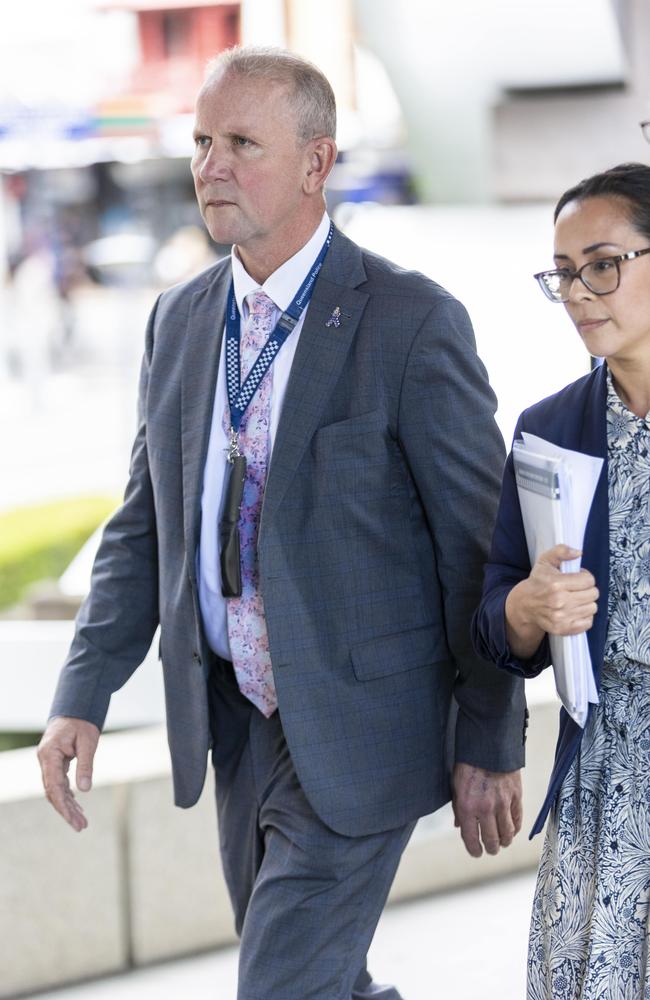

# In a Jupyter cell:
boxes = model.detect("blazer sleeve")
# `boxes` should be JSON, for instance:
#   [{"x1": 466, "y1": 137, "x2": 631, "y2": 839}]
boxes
[
  {"x1": 49, "y1": 295, "x2": 162, "y2": 730},
  {"x1": 397, "y1": 295, "x2": 527, "y2": 773},
  {"x1": 471, "y1": 412, "x2": 551, "y2": 679}
]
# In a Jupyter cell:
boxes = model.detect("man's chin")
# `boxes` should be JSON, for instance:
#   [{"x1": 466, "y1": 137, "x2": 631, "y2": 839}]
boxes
[
  {"x1": 203, "y1": 205, "x2": 241, "y2": 245},
  {"x1": 206, "y1": 227, "x2": 236, "y2": 246}
]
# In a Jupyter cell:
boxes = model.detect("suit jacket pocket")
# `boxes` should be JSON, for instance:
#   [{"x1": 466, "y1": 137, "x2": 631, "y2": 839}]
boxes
[
  {"x1": 350, "y1": 623, "x2": 450, "y2": 682},
  {"x1": 314, "y1": 409, "x2": 384, "y2": 443},
  {"x1": 312, "y1": 409, "x2": 400, "y2": 502}
]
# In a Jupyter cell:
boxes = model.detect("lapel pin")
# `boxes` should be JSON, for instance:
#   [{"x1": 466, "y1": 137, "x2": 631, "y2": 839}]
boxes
[{"x1": 325, "y1": 306, "x2": 342, "y2": 329}]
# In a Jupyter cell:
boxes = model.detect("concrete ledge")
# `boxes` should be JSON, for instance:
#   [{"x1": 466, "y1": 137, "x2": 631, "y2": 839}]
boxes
[
  {"x1": 127, "y1": 778, "x2": 237, "y2": 964},
  {"x1": 0, "y1": 674, "x2": 559, "y2": 997},
  {"x1": 0, "y1": 786, "x2": 128, "y2": 997},
  {"x1": 0, "y1": 620, "x2": 165, "y2": 731}
]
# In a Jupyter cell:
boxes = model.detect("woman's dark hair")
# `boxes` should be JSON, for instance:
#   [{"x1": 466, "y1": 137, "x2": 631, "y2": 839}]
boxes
[{"x1": 554, "y1": 162, "x2": 650, "y2": 241}]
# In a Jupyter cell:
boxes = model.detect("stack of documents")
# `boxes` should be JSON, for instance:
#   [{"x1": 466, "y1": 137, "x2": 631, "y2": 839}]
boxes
[{"x1": 512, "y1": 432, "x2": 603, "y2": 727}]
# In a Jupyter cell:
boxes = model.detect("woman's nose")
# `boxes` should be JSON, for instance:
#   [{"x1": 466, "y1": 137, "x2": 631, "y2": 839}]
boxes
[{"x1": 568, "y1": 273, "x2": 595, "y2": 302}]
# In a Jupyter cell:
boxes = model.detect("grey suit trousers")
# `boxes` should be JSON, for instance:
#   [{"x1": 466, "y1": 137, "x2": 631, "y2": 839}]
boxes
[{"x1": 208, "y1": 656, "x2": 415, "y2": 1000}]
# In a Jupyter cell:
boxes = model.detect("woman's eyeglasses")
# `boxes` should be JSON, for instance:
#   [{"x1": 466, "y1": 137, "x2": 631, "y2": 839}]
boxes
[{"x1": 534, "y1": 247, "x2": 650, "y2": 303}]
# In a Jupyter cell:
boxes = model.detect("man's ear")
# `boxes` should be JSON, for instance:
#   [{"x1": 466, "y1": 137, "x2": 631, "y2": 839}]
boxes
[{"x1": 303, "y1": 138, "x2": 338, "y2": 194}]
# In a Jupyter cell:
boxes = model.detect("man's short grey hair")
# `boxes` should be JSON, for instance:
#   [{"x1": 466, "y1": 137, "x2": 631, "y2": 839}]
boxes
[{"x1": 205, "y1": 46, "x2": 337, "y2": 143}]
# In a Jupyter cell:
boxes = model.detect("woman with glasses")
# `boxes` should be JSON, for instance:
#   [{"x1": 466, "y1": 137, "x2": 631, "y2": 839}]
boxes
[{"x1": 473, "y1": 162, "x2": 650, "y2": 999}]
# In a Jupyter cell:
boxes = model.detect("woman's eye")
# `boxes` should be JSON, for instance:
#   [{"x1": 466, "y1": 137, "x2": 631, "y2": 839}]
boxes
[{"x1": 592, "y1": 258, "x2": 615, "y2": 272}]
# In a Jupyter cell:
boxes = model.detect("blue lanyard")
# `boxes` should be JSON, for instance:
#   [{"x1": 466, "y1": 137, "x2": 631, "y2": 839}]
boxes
[{"x1": 225, "y1": 223, "x2": 334, "y2": 449}]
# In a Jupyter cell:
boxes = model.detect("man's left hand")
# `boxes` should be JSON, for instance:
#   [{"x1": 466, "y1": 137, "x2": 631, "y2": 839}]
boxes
[{"x1": 451, "y1": 763, "x2": 523, "y2": 858}]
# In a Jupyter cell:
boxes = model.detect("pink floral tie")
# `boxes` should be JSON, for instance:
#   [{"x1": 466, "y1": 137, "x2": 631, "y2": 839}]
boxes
[{"x1": 224, "y1": 291, "x2": 278, "y2": 717}]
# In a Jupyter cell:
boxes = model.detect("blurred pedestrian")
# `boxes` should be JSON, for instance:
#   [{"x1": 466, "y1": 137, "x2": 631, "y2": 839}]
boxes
[
  {"x1": 7, "y1": 243, "x2": 61, "y2": 409},
  {"x1": 153, "y1": 224, "x2": 218, "y2": 286}
]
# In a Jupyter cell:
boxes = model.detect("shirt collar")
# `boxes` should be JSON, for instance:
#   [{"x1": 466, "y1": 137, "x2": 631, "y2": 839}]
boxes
[
  {"x1": 606, "y1": 367, "x2": 650, "y2": 431},
  {"x1": 231, "y1": 213, "x2": 330, "y2": 316}
]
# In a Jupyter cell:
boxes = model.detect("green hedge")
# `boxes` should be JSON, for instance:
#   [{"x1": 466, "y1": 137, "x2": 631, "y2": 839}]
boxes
[
  {"x1": 0, "y1": 496, "x2": 118, "y2": 611},
  {"x1": 0, "y1": 732, "x2": 42, "y2": 752}
]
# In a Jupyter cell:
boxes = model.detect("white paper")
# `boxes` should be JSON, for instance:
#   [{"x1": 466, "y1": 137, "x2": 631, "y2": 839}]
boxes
[
  {"x1": 522, "y1": 433, "x2": 604, "y2": 556},
  {"x1": 512, "y1": 435, "x2": 603, "y2": 727}
]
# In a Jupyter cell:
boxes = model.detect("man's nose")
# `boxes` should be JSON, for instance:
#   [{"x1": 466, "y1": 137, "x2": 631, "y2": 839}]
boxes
[{"x1": 198, "y1": 144, "x2": 230, "y2": 183}]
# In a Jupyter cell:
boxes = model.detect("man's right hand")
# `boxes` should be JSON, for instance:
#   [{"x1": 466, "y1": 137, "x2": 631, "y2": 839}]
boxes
[{"x1": 37, "y1": 717, "x2": 100, "y2": 832}]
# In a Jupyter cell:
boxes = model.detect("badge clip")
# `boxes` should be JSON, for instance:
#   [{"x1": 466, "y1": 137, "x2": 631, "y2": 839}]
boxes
[{"x1": 226, "y1": 427, "x2": 242, "y2": 463}]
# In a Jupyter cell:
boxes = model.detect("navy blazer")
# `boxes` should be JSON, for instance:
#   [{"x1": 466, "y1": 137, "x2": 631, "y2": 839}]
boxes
[{"x1": 472, "y1": 362, "x2": 609, "y2": 836}]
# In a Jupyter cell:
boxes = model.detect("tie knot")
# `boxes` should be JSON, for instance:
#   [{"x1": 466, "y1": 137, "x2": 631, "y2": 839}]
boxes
[
  {"x1": 246, "y1": 291, "x2": 275, "y2": 323},
  {"x1": 242, "y1": 290, "x2": 276, "y2": 359}
]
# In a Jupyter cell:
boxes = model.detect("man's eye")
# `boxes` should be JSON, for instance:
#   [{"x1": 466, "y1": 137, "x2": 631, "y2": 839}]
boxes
[
  {"x1": 232, "y1": 136, "x2": 253, "y2": 148},
  {"x1": 194, "y1": 135, "x2": 210, "y2": 148}
]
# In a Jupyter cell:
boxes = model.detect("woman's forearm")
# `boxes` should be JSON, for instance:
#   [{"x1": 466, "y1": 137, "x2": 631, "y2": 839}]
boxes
[{"x1": 505, "y1": 580, "x2": 546, "y2": 659}]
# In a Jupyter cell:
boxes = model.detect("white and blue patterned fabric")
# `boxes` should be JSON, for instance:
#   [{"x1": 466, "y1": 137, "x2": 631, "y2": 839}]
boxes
[{"x1": 528, "y1": 372, "x2": 650, "y2": 999}]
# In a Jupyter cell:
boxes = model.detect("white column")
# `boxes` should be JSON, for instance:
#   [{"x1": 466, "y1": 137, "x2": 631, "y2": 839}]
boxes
[
  {"x1": 354, "y1": 0, "x2": 493, "y2": 203},
  {"x1": 285, "y1": 0, "x2": 356, "y2": 114},
  {"x1": 239, "y1": 0, "x2": 287, "y2": 47}
]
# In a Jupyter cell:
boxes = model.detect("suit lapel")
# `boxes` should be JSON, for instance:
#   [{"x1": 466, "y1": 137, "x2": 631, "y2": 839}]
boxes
[
  {"x1": 260, "y1": 231, "x2": 369, "y2": 531},
  {"x1": 578, "y1": 363, "x2": 609, "y2": 685},
  {"x1": 181, "y1": 265, "x2": 231, "y2": 563}
]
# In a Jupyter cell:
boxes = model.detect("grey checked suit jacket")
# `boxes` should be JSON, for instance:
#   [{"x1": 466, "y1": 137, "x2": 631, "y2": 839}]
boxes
[{"x1": 51, "y1": 227, "x2": 526, "y2": 837}]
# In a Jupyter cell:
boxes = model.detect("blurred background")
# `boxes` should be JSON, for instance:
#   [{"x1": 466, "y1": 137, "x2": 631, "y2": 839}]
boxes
[{"x1": 1, "y1": 1, "x2": 649, "y2": 997}]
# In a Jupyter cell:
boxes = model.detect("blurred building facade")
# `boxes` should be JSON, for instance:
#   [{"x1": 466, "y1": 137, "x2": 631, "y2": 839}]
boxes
[
  {"x1": 0, "y1": 0, "x2": 414, "y2": 297},
  {"x1": 356, "y1": 0, "x2": 649, "y2": 202},
  {"x1": 0, "y1": 1, "x2": 243, "y2": 284},
  {"x1": 1, "y1": 0, "x2": 649, "y2": 293},
  {"x1": 492, "y1": 0, "x2": 650, "y2": 199}
]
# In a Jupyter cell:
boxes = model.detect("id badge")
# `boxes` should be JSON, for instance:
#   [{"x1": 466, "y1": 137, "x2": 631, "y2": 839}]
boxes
[{"x1": 219, "y1": 454, "x2": 247, "y2": 597}]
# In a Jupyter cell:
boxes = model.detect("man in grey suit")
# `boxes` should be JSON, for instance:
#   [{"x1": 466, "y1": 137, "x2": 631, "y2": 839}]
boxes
[{"x1": 38, "y1": 46, "x2": 526, "y2": 1000}]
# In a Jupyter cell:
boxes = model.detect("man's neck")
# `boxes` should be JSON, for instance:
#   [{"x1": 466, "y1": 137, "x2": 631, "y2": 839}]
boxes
[{"x1": 236, "y1": 213, "x2": 324, "y2": 285}]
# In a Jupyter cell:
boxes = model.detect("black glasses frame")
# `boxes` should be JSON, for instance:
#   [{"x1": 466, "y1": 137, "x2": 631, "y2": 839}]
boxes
[{"x1": 534, "y1": 247, "x2": 650, "y2": 303}]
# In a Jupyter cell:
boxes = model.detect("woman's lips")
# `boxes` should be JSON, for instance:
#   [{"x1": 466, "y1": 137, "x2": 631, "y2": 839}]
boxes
[{"x1": 576, "y1": 318, "x2": 608, "y2": 333}]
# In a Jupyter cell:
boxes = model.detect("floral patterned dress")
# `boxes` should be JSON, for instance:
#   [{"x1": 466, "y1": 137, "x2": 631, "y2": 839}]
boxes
[{"x1": 528, "y1": 372, "x2": 650, "y2": 1000}]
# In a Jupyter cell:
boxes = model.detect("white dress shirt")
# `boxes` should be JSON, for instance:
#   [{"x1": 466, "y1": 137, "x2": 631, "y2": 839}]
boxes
[{"x1": 198, "y1": 212, "x2": 331, "y2": 659}]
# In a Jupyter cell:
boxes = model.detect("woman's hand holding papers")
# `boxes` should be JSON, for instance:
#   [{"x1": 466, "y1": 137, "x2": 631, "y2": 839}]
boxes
[{"x1": 505, "y1": 544, "x2": 599, "y2": 658}]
